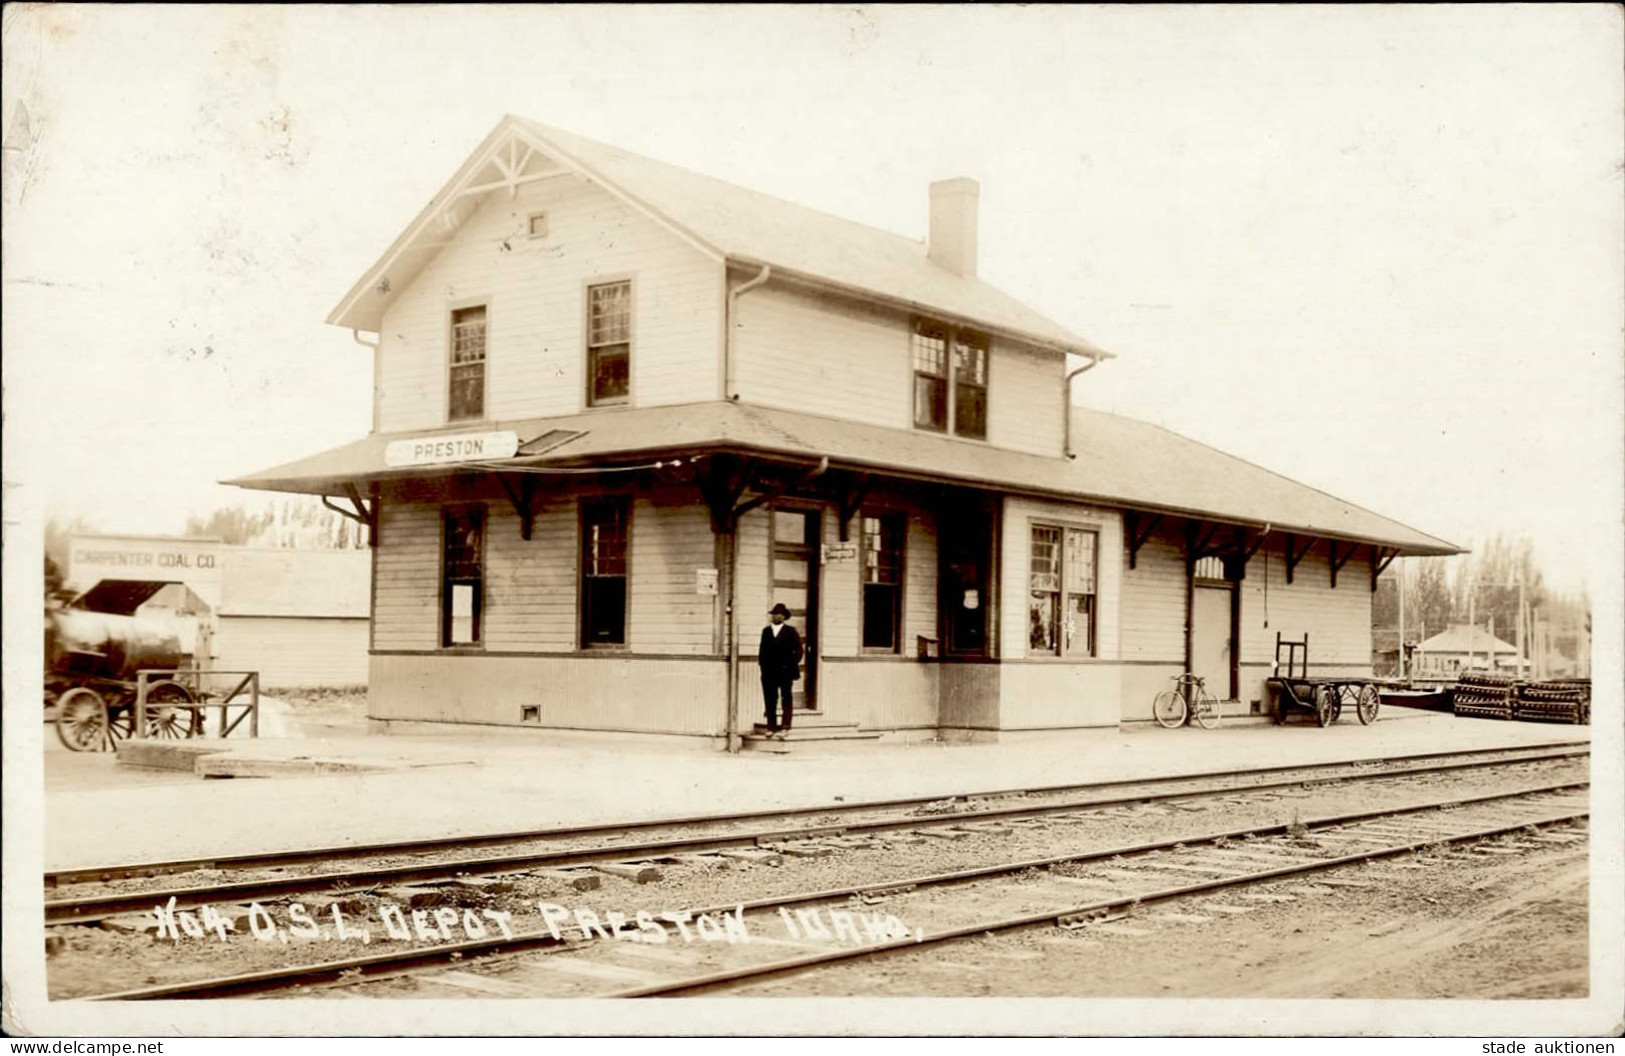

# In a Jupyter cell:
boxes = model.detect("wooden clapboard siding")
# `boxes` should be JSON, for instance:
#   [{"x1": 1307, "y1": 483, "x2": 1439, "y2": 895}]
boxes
[
  {"x1": 628, "y1": 495, "x2": 715, "y2": 655},
  {"x1": 732, "y1": 285, "x2": 1067, "y2": 457},
  {"x1": 819, "y1": 510, "x2": 859, "y2": 657},
  {"x1": 214, "y1": 616, "x2": 370, "y2": 688},
  {"x1": 986, "y1": 340, "x2": 1064, "y2": 457},
  {"x1": 818, "y1": 661, "x2": 938, "y2": 730},
  {"x1": 732, "y1": 285, "x2": 909, "y2": 429},
  {"x1": 903, "y1": 509, "x2": 938, "y2": 650},
  {"x1": 734, "y1": 507, "x2": 771, "y2": 657},
  {"x1": 372, "y1": 503, "x2": 442, "y2": 651},
  {"x1": 369, "y1": 653, "x2": 726, "y2": 735},
  {"x1": 1000, "y1": 497, "x2": 1123, "y2": 661},
  {"x1": 998, "y1": 662, "x2": 1121, "y2": 728},
  {"x1": 484, "y1": 498, "x2": 576, "y2": 651},
  {"x1": 1238, "y1": 538, "x2": 1372, "y2": 670},
  {"x1": 377, "y1": 175, "x2": 721, "y2": 432},
  {"x1": 1119, "y1": 528, "x2": 1187, "y2": 662}
]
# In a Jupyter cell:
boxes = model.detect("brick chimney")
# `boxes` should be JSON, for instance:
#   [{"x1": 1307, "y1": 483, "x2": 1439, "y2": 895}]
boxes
[{"x1": 928, "y1": 177, "x2": 979, "y2": 278}]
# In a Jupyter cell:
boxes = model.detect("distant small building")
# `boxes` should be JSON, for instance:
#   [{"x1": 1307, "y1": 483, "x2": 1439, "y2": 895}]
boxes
[
  {"x1": 1412, "y1": 623, "x2": 1525, "y2": 677},
  {"x1": 215, "y1": 549, "x2": 371, "y2": 689}
]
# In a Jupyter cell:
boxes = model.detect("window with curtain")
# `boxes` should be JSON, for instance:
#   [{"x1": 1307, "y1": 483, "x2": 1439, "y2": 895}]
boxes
[
  {"x1": 911, "y1": 324, "x2": 948, "y2": 431},
  {"x1": 1029, "y1": 523, "x2": 1099, "y2": 657},
  {"x1": 587, "y1": 281, "x2": 631, "y2": 406},
  {"x1": 448, "y1": 305, "x2": 487, "y2": 421}
]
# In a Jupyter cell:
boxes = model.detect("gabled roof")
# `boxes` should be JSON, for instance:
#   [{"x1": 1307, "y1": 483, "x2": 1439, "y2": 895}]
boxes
[
  {"x1": 330, "y1": 115, "x2": 1110, "y2": 360},
  {"x1": 1416, "y1": 624, "x2": 1518, "y2": 655},
  {"x1": 224, "y1": 402, "x2": 1462, "y2": 557},
  {"x1": 218, "y1": 548, "x2": 371, "y2": 619}
]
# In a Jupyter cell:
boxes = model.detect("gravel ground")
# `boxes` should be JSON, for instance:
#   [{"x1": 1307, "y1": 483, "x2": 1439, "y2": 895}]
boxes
[
  {"x1": 44, "y1": 756, "x2": 1587, "y2": 1000},
  {"x1": 727, "y1": 838, "x2": 1590, "y2": 999}
]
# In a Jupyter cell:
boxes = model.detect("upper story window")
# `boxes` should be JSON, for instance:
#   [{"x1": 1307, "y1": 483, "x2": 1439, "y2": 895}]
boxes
[
  {"x1": 441, "y1": 506, "x2": 484, "y2": 647},
  {"x1": 581, "y1": 497, "x2": 630, "y2": 647},
  {"x1": 912, "y1": 320, "x2": 988, "y2": 439},
  {"x1": 1028, "y1": 524, "x2": 1098, "y2": 657},
  {"x1": 448, "y1": 305, "x2": 487, "y2": 422},
  {"x1": 587, "y1": 281, "x2": 631, "y2": 407}
]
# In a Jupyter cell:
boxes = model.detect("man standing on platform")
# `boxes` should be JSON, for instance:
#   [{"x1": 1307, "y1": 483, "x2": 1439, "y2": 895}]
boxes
[{"x1": 759, "y1": 602, "x2": 803, "y2": 738}]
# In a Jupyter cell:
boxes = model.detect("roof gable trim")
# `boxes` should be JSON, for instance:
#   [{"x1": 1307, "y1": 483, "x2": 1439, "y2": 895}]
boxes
[{"x1": 328, "y1": 116, "x2": 726, "y2": 330}]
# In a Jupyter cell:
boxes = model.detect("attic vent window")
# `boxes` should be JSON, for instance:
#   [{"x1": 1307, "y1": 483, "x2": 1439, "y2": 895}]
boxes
[{"x1": 527, "y1": 212, "x2": 548, "y2": 239}]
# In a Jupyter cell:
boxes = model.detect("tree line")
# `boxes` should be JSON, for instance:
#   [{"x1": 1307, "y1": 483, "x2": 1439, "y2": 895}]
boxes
[{"x1": 1373, "y1": 533, "x2": 1589, "y2": 665}]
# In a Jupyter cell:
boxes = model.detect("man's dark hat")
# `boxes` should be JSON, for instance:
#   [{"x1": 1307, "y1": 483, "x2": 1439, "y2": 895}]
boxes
[{"x1": 770, "y1": 603, "x2": 793, "y2": 617}]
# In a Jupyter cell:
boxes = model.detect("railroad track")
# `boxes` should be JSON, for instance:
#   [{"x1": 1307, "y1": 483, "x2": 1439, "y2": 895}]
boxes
[
  {"x1": 77, "y1": 780, "x2": 1587, "y2": 1000},
  {"x1": 45, "y1": 742, "x2": 1587, "y2": 926}
]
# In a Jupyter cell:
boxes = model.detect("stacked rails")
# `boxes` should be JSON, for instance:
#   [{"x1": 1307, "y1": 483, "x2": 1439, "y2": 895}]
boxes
[
  {"x1": 1515, "y1": 679, "x2": 1590, "y2": 725},
  {"x1": 1452, "y1": 674, "x2": 1518, "y2": 720}
]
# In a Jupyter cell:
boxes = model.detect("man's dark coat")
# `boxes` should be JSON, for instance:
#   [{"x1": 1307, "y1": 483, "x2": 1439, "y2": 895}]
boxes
[{"x1": 758, "y1": 623, "x2": 804, "y2": 682}]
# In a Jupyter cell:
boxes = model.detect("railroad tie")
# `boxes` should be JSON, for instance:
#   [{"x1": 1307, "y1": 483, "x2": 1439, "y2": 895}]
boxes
[
  {"x1": 915, "y1": 829, "x2": 970, "y2": 841},
  {"x1": 773, "y1": 843, "x2": 834, "y2": 858},
  {"x1": 592, "y1": 862, "x2": 663, "y2": 884},
  {"x1": 531, "y1": 869, "x2": 602, "y2": 891},
  {"x1": 716, "y1": 849, "x2": 783, "y2": 866}
]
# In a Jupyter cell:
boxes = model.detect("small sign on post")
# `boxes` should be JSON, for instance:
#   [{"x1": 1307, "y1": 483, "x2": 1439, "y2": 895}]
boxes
[{"x1": 695, "y1": 568, "x2": 719, "y2": 596}]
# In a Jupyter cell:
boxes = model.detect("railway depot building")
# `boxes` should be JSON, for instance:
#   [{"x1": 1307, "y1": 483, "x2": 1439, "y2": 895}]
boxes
[{"x1": 230, "y1": 116, "x2": 1459, "y2": 748}]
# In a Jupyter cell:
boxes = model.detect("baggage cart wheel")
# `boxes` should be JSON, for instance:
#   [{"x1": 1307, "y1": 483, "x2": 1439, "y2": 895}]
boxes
[
  {"x1": 1152, "y1": 688, "x2": 1187, "y2": 729},
  {"x1": 1356, "y1": 683, "x2": 1381, "y2": 725},
  {"x1": 1313, "y1": 684, "x2": 1337, "y2": 728},
  {"x1": 143, "y1": 680, "x2": 201, "y2": 739},
  {"x1": 56, "y1": 687, "x2": 112, "y2": 752}
]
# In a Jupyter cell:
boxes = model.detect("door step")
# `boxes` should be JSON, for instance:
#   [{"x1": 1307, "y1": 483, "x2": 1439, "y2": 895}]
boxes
[{"x1": 743, "y1": 719, "x2": 881, "y2": 752}]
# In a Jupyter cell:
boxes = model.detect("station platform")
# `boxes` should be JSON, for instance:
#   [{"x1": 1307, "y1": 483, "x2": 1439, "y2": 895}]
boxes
[{"x1": 41, "y1": 707, "x2": 1589, "y2": 872}]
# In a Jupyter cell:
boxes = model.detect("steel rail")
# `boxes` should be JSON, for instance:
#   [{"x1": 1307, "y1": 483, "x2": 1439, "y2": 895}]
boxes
[
  {"x1": 607, "y1": 808, "x2": 1591, "y2": 998},
  {"x1": 45, "y1": 750, "x2": 1589, "y2": 925},
  {"x1": 47, "y1": 740, "x2": 1587, "y2": 887},
  {"x1": 81, "y1": 780, "x2": 1587, "y2": 1000}
]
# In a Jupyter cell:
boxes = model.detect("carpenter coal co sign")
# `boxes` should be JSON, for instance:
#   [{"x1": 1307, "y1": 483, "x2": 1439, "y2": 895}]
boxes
[
  {"x1": 67, "y1": 534, "x2": 224, "y2": 604},
  {"x1": 384, "y1": 430, "x2": 519, "y2": 468}
]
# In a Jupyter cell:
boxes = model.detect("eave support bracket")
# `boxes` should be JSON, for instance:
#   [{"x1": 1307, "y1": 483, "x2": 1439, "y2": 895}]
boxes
[
  {"x1": 496, "y1": 473, "x2": 542, "y2": 540},
  {"x1": 1125, "y1": 512, "x2": 1162, "y2": 570},
  {"x1": 323, "y1": 484, "x2": 380, "y2": 547},
  {"x1": 1371, "y1": 547, "x2": 1399, "y2": 593},
  {"x1": 1284, "y1": 533, "x2": 1313, "y2": 584}
]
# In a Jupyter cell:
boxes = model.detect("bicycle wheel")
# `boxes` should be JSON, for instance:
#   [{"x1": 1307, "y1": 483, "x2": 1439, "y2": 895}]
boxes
[
  {"x1": 1191, "y1": 684, "x2": 1221, "y2": 729},
  {"x1": 1152, "y1": 688, "x2": 1187, "y2": 729}
]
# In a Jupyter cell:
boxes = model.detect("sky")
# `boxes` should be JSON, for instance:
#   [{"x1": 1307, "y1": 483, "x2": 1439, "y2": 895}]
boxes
[{"x1": 3, "y1": 5, "x2": 1621, "y2": 598}]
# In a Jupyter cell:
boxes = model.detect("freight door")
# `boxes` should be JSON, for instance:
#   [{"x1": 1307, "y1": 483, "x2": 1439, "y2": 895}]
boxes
[{"x1": 1191, "y1": 584, "x2": 1234, "y2": 701}]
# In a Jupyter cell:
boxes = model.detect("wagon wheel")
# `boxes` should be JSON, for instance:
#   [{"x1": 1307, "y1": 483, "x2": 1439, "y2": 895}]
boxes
[
  {"x1": 55, "y1": 687, "x2": 112, "y2": 752},
  {"x1": 1313, "y1": 684, "x2": 1337, "y2": 728},
  {"x1": 1329, "y1": 686, "x2": 1345, "y2": 723},
  {"x1": 143, "y1": 681, "x2": 201, "y2": 739},
  {"x1": 1356, "y1": 683, "x2": 1381, "y2": 725}
]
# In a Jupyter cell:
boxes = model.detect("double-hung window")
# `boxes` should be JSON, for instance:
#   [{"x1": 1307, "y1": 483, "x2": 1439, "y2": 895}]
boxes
[
  {"x1": 587, "y1": 281, "x2": 631, "y2": 406},
  {"x1": 860, "y1": 513, "x2": 905, "y2": 651},
  {"x1": 912, "y1": 320, "x2": 988, "y2": 439},
  {"x1": 448, "y1": 305, "x2": 487, "y2": 421},
  {"x1": 441, "y1": 507, "x2": 485, "y2": 647},
  {"x1": 1028, "y1": 524, "x2": 1098, "y2": 657},
  {"x1": 580, "y1": 497, "x2": 629, "y2": 646}
]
